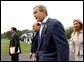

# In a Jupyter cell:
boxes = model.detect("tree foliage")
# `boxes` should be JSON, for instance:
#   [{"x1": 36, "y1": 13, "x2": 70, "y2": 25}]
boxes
[
  {"x1": 1, "y1": 29, "x2": 33, "y2": 39},
  {"x1": 65, "y1": 26, "x2": 73, "y2": 39},
  {"x1": 1, "y1": 27, "x2": 73, "y2": 40}
]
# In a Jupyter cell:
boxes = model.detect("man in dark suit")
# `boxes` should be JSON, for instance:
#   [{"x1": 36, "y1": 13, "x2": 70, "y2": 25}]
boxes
[
  {"x1": 30, "y1": 22, "x2": 40, "y2": 61},
  {"x1": 9, "y1": 27, "x2": 21, "y2": 61},
  {"x1": 33, "y1": 5, "x2": 69, "y2": 61}
]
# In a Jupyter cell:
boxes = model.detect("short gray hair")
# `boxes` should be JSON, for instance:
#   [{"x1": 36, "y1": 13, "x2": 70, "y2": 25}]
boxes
[{"x1": 33, "y1": 5, "x2": 48, "y2": 16}]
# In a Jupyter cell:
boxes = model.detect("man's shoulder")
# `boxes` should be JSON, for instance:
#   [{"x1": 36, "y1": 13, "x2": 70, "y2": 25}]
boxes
[
  {"x1": 13, "y1": 33, "x2": 19, "y2": 38},
  {"x1": 48, "y1": 18, "x2": 62, "y2": 25},
  {"x1": 48, "y1": 18, "x2": 64, "y2": 29},
  {"x1": 48, "y1": 18, "x2": 58, "y2": 22}
]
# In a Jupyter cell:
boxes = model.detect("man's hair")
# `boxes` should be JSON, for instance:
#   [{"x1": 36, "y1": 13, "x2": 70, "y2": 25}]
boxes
[
  {"x1": 33, "y1": 5, "x2": 48, "y2": 16},
  {"x1": 11, "y1": 27, "x2": 17, "y2": 32},
  {"x1": 36, "y1": 22, "x2": 41, "y2": 26}
]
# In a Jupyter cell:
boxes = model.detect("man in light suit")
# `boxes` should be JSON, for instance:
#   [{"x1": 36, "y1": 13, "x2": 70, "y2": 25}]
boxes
[
  {"x1": 9, "y1": 27, "x2": 21, "y2": 61},
  {"x1": 33, "y1": 5, "x2": 69, "y2": 61}
]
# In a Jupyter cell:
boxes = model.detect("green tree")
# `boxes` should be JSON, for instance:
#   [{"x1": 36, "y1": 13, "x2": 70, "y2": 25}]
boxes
[
  {"x1": 17, "y1": 30, "x2": 22, "y2": 37},
  {"x1": 1, "y1": 29, "x2": 33, "y2": 39},
  {"x1": 6, "y1": 31, "x2": 11, "y2": 39},
  {"x1": 1, "y1": 32, "x2": 6, "y2": 39},
  {"x1": 65, "y1": 26, "x2": 73, "y2": 39},
  {"x1": 22, "y1": 29, "x2": 33, "y2": 34}
]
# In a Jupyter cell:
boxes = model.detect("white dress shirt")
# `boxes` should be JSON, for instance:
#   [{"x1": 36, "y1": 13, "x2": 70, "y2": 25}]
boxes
[{"x1": 39, "y1": 16, "x2": 49, "y2": 38}]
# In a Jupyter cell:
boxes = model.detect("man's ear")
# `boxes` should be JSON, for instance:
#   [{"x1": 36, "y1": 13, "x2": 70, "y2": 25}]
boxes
[{"x1": 43, "y1": 10, "x2": 46, "y2": 14}]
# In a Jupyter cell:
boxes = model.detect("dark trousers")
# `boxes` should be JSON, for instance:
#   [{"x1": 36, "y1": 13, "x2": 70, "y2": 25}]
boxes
[
  {"x1": 11, "y1": 54, "x2": 19, "y2": 61},
  {"x1": 36, "y1": 55, "x2": 39, "y2": 61}
]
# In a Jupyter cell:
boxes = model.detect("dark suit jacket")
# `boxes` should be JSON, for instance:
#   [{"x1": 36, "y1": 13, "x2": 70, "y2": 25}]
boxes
[
  {"x1": 36, "y1": 18, "x2": 69, "y2": 61},
  {"x1": 31, "y1": 32, "x2": 39, "y2": 53},
  {"x1": 9, "y1": 32, "x2": 21, "y2": 55}
]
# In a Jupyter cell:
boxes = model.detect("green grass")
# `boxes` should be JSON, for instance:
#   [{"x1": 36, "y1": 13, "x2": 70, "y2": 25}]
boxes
[{"x1": 1, "y1": 38, "x2": 31, "y2": 55}]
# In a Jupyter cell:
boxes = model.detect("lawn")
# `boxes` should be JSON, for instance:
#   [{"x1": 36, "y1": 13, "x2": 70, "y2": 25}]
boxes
[{"x1": 1, "y1": 38, "x2": 31, "y2": 55}]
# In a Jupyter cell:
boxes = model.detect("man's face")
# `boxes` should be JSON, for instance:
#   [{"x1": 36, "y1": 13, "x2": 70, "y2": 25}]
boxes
[
  {"x1": 32, "y1": 23, "x2": 40, "y2": 32},
  {"x1": 33, "y1": 7, "x2": 45, "y2": 22},
  {"x1": 11, "y1": 29, "x2": 14, "y2": 33}
]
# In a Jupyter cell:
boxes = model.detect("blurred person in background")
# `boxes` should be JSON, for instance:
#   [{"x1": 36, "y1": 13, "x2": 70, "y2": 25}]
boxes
[
  {"x1": 70, "y1": 19, "x2": 83, "y2": 61},
  {"x1": 9, "y1": 27, "x2": 21, "y2": 61}
]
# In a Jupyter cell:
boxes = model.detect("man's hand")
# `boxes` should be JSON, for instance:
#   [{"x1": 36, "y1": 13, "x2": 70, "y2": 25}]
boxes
[
  {"x1": 29, "y1": 53, "x2": 33, "y2": 59},
  {"x1": 29, "y1": 53, "x2": 37, "y2": 61},
  {"x1": 32, "y1": 53, "x2": 37, "y2": 61}
]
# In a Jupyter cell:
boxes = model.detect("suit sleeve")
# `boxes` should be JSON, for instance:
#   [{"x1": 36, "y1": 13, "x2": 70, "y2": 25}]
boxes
[
  {"x1": 51, "y1": 21, "x2": 69, "y2": 61},
  {"x1": 31, "y1": 33, "x2": 38, "y2": 53},
  {"x1": 14, "y1": 35, "x2": 19, "y2": 52},
  {"x1": 31, "y1": 38, "x2": 33, "y2": 53}
]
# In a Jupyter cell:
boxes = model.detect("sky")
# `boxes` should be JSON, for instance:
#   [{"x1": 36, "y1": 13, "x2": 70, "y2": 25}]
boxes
[{"x1": 1, "y1": 1, "x2": 83, "y2": 34}]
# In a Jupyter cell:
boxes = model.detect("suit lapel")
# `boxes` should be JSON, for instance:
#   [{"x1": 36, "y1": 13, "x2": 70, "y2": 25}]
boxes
[
  {"x1": 41, "y1": 18, "x2": 50, "y2": 39},
  {"x1": 41, "y1": 24, "x2": 47, "y2": 39},
  {"x1": 38, "y1": 18, "x2": 50, "y2": 50}
]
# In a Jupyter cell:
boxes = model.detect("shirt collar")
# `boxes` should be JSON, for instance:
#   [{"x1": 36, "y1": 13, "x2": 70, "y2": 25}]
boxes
[
  {"x1": 42, "y1": 16, "x2": 49, "y2": 23},
  {"x1": 12, "y1": 32, "x2": 16, "y2": 36}
]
